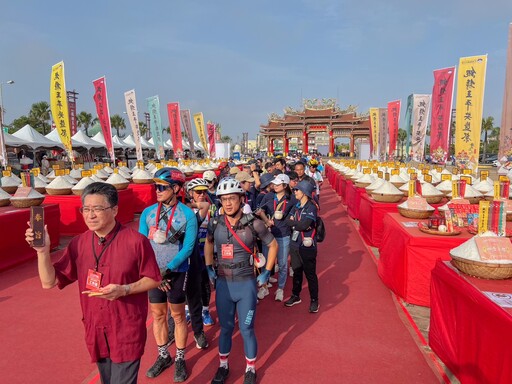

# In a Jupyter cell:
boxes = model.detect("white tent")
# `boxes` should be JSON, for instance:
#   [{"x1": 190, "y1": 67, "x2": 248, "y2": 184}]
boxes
[
  {"x1": 149, "y1": 137, "x2": 171, "y2": 149},
  {"x1": 113, "y1": 135, "x2": 134, "y2": 149},
  {"x1": 92, "y1": 131, "x2": 124, "y2": 149},
  {"x1": 45, "y1": 129, "x2": 91, "y2": 149},
  {"x1": 123, "y1": 134, "x2": 149, "y2": 149},
  {"x1": 181, "y1": 140, "x2": 190, "y2": 150},
  {"x1": 72, "y1": 130, "x2": 104, "y2": 149},
  {"x1": 165, "y1": 139, "x2": 174, "y2": 150},
  {"x1": 140, "y1": 137, "x2": 152, "y2": 149},
  {"x1": 4, "y1": 132, "x2": 28, "y2": 147},
  {"x1": 13, "y1": 124, "x2": 64, "y2": 149}
]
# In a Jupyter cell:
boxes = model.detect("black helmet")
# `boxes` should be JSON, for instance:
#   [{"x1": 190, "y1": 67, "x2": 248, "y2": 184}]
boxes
[{"x1": 153, "y1": 167, "x2": 186, "y2": 186}]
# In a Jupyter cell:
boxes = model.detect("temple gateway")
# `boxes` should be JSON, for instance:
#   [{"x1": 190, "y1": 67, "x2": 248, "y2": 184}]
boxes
[{"x1": 259, "y1": 99, "x2": 370, "y2": 157}]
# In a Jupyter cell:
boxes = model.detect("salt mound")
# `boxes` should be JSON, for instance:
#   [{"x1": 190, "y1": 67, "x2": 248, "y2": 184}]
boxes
[
  {"x1": 398, "y1": 200, "x2": 435, "y2": 210},
  {"x1": 90, "y1": 175, "x2": 104, "y2": 183},
  {"x1": 69, "y1": 169, "x2": 83, "y2": 179},
  {"x1": 95, "y1": 169, "x2": 109, "y2": 179},
  {"x1": 366, "y1": 178, "x2": 385, "y2": 191},
  {"x1": 46, "y1": 176, "x2": 74, "y2": 189},
  {"x1": 37, "y1": 174, "x2": 51, "y2": 183},
  {"x1": 447, "y1": 185, "x2": 483, "y2": 198},
  {"x1": 72, "y1": 177, "x2": 94, "y2": 191},
  {"x1": 1, "y1": 175, "x2": 21, "y2": 187},
  {"x1": 33, "y1": 177, "x2": 48, "y2": 188},
  {"x1": 436, "y1": 180, "x2": 453, "y2": 192},
  {"x1": 132, "y1": 169, "x2": 153, "y2": 180},
  {"x1": 146, "y1": 163, "x2": 156, "y2": 172},
  {"x1": 46, "y1": 170, "x2": 56, "y2": 179},
  {"x1": 389, "y1": 174, "x2": 406, "y2": 184},
  {"x1": 118, "y1": 169, "x2": 132, "y2": 179},
  {"x1": 64, "y1": 175, "x2": 78, "y2": 185},
  {"x1": 106, "y1": 173, "x2": 129, "y2": 185},
  {"x1": 103, "y1": 165, "x2": 114, "y2": 174},
  {"x1": 119, "y1": 166, "x2": 131, "y2": 174},
  {"x1": 421, "y1": 182, "x2": 443, "y2": 196},
  {"x1": 473, "y1": 179, "x2": 494, "y2": 193},
  {"x1": 373, "y1": 181, "x2": 403, "y2": 195},
  {"x1": 356, "y1": 174, "x2": 374, "y2": 183},
  {"x1": 0, "y1": 188, "x2": 12, "y2": 198},
  {"x1": 450, "y1": 234, "x2": 512, "y2": 263}
]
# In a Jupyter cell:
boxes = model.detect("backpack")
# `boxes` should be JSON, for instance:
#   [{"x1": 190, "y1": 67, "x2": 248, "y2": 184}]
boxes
[{"x1": 315, "y1": 216, "x2": 326, "y2": 243}]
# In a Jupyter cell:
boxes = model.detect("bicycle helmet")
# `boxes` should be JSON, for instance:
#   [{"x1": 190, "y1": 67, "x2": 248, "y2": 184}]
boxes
[
  {"x1": 216, "y1": 177, "x2": 244, "y2": 196},
  {"x1": 153, "y1": 167, "x2": 186, "y2": 186},
  {"x1": 186, "y1": 178, "x2": 209, "y2": 193}
]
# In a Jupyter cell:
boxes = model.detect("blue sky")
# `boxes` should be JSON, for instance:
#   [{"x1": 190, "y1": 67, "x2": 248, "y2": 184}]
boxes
[{"x1": 1, "y1": 0, "x2": 511, "y2": 142}]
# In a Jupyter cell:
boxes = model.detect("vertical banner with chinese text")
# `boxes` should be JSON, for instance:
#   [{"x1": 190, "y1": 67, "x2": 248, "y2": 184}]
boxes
[
  {"x1": 193, "y1": 112, "x2": 208, "y2": 153},
  {"x1": 167, "y1": 102, "x2": 183, "y2": 158},
  {"x1": 404, "y1": 94, "x2": 413, "y2": 157},
  {"x1": 411, "y1": 94, "x2": 432, "y2": 162},
  {"x1": 499, "y1": 24, "x2": 512, "y2": 161},
  {"x1": 92, "y1": 76, "x2": 115, "y2": 162},
  {"x1": 387, "y1": 100, "x2": 401, "y2": 160},
  {"x1": 50, "y1": 61, "x2": 74, "y2": 161},
  {"x1": 146, "y1": 96, "x2": 165, "y2": 160},
  {"x1": 369, "y1": 108, "x2": 379, "y2": 158},
  {"x1": 180, "y1": 109, "x2": 195, "y2": 153},
  {"x1": 207, "y1": 121, "x2": 216, "y2": 158},
  {"x1": 124, "y1": 90, "x2": 143, "y2": 161},
  {"x1": 378, "y1": 108, "x2": 388, "y2": 160},
  {"x1": 430, "y1": 67, "x2": 456, "y2": 163},
  {"x1": 455, "y1": 55, "x2": 487, "y2": 169}
]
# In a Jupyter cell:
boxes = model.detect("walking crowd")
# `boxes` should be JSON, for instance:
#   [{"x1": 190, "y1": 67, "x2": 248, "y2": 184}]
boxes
[{"x1": 25, "y1": 154, "x2": 325, "y2": 384}]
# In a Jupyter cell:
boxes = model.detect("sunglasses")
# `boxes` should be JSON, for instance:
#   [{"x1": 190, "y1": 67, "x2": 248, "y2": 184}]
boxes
[
  {"x1": 155, "y1": 184, "x2": 172, "y2": 192},
  {"x1": 193, "y1": 190, "x2": 207, "y2": 194}
]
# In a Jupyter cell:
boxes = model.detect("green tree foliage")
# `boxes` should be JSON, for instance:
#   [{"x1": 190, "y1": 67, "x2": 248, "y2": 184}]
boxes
[
  {"x1": 29, "y1": 101, "x2": 51, "y2": 135},
  {"x1": 110, "y1": 114, "x2": 126, "y2": 138},
  {"x1": 398, "y1": 128, "x2": 407, "y2": 159},
  {"x1": 77, "y1": 111, "x2": 93, "y2": 137}
]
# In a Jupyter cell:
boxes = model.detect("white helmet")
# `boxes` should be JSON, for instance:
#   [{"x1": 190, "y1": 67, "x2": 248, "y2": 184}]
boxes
[
  {"x1": 186, "y1": 178, "x2": 209, "y2": 193},
  {"x1": 216, "y1": 177, "x2": 244, "y2": 196},
  {"x1": 203, "y1": 170, "x2": 217, "y2": 182}
]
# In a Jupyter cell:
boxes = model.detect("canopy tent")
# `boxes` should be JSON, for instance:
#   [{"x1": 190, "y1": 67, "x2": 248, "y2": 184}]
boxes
[
  {"x1": 91, "y1": 131, "x2": 124, "y2": 149},
  {"x1": 140, "y1": 137, "x2": 152, "y2": 149},
  {"x1": 148, "y1": 137, "x2": 171, "y2": 149},
  {"x1": 71, "y1": 130, "x2": 105, "y2": 149},
  {"x1": 121, "y1": 134, "x2": 147, "y2": 149},
  {"x1": 194, "y1": 141, "x2": 206, "y2": 152},
  {"x1": 181, "y1": 140, "x2": 190, "y2": 150},
  {"x1": 112, "y1": 135, "x2": 134, "y2": 149},
  {"x1": 4, "y1": 132, "x2": 28, "y2": 147},
  {"x1": 45, "y1": 129, "x2": 93, "y2": 149},
  {"x1": 12, "y1": 125, "x2": 64, "y2": 149},
  {"x1": 165, "y1": 139, "x2": 174, "y2": 150}
]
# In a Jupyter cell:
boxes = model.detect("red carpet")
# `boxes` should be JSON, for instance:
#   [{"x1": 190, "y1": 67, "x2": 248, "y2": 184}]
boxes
[{"x1": 0, "y1": 181, "x2": 440, "y2": 383}]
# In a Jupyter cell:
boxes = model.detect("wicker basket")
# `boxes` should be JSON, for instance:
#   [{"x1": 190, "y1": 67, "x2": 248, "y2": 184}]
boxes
[
  {"x1": 34, "y1": 187, "x2": 47, "y2": 194},
  {"x1": 507, "y1": 212, "x2": 512, "y2": 222},
  {"x1": 10, "y1": 197, "x2": 45, "y2": 208},
  {"x1": 451, "y1": 254, "x2": 512, "y2": 280},
  {"x1": 355, "y1": 182, "x2": 372, "y2": 188},
  {"x1": 0, "y1": 198, "x2": 10, "y2": 207},
  {"x1": 71, "y1": 188, "x2": 84, "y2": 196},
  {"x1": 391, "y1": 182, "x2": 407, "y2": 189},
  {"x1": 110, "y1": 182, "x2": 129, "y2": 191},
  {"x1": 132, "y1": 179, "x2": 154, "y2": 184},
  {"x1": 397, "y1": 206, "x2": 434, "y2": 219},
  {"x1": 423, "y1": 195, "x2": 444, "y2": 204},
  {"x1": 46, "y1": 187, "x2": 72, "y2": 195},
  {"x1": 1, "y1": 185, "x2": 18, "y2": 194},
  {"x1": 371, "y1": 193, "x2": 403, "y2": 203}
]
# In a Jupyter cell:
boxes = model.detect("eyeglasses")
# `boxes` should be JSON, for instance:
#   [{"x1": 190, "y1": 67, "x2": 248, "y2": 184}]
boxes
[
  {"x1": 293, "y1": 188, "x2": 301, "y2": 193},
  {"x1": 155, "y1": 184, "x2": 172, "y2": 192},
  {"x1": 80, "y1": 206, "x2": 113, "y2": 215},
  {"x1": 220, "y1": 196, "x2": 240, "y2": 204},
  {"x1": 193, "y1": 190, "x2": 207, "y2": 194},
  {"x1": 206, "y1": 180, "x2": 215, "y2": 184}
]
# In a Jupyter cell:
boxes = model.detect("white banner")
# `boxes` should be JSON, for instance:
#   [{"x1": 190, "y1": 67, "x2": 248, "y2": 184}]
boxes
[
  {"x1": 411, "y1": 94, "x2": 432, "y2": 162},
  {"x1": 124, "y1": 90, "x2": 143, "y2": 161}
]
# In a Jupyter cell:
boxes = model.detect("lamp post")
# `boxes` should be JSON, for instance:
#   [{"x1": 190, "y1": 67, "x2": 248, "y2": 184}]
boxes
[
  {"x1": 0, "y1": 80, "x2": 14, "y2": 168},
  {"x1": 0, "y1": 80, "x2": 15, "y2": 130}
]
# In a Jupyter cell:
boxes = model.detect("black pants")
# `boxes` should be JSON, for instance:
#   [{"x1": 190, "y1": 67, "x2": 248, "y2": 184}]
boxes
[
  {"x1": 96, "y1": 358, "x2": 140, "y2": 384},
  {"x1": 290, "y1": 245, "x2": 318, "y2": 301},
  {"x1": 200, "y1": 267, "x2": 211, "y2": 307}
]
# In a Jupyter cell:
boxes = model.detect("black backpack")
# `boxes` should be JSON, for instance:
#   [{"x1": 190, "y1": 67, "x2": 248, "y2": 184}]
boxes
[{"x1": 315, "y1": 216, "x2": 326, "y2": 243}]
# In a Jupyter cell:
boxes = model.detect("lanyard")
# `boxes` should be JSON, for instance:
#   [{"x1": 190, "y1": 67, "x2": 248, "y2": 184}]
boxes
[
  {"x1": 91, "y1": 223, "x2": 121, "y2": 271},
  {"x1": 224, "y1": 216, "x2": 259, "y2": 262},
  {"x1": 273, "y1": 194, "x2": 287, "y2": 212},
  {"x1": 156, "y1": 202, "x2": 178, "y2": 236},
  {"x1": 294, "y1": 203, "x2": 316, "y2": 240}
]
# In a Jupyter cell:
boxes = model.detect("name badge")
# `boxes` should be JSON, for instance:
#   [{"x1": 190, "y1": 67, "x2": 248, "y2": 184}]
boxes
[
  {"x1": 86, "y1": 269, "x2": 103, "y2": 291},
  {"x1": 221, "y1": 244, "x2": 234, "y2": 259},
  {"x1": 148, "y1": 226, "x2": 158, "y2": 240}
]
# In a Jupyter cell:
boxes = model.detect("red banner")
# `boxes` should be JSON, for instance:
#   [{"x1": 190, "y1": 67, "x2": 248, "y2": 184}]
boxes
[
  {"x1": 92, "y1": 77, "x2": 114, "y2": 162},
  {"x1": 167, "y1": 102, "x2": 183, "y2": 157},
  {"x1": 207, "y1": 122, "x2": 216, "y2": 158},
  {"x1": 430, "y1": 67, "x2": 455, "y2": 163},
  {"x1": 387, "y1": 100, "x2": 401, "y2": 159}
]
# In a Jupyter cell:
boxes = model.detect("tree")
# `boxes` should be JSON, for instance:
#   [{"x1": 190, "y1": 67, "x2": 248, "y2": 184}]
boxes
[
  {"x1": 139, "y1": 121, "x2": 149, "y2": 139},
  {"x1": 480, "y1": 116, "x2": 495, "y2": 159},
  {"x1": 77, "y1": 111, "x2": 93, "y2": 137},
  {"x1": 398, "y1": 128, "x2": 407, "y2": 159},
  {"x1": 29, "y1": 101, "x2": 51, "y2": 135},
  {"x1": 220, "y1": 135, "x2": 232, "y2": 143},
  {"x1": 10, "y1": 115, "x2": 35, "y2": 133},
  {"x1": 110, "y1": 114, "x2": 126, "y2": 138}
]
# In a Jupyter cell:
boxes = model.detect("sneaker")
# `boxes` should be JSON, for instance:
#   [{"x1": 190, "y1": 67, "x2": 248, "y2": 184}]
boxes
[
  {"x1": 284, "y1": 295, "x2": 301, "y2": 307},
  {"x1": 269, "y1": 277, "x2": 278, "y2": 283},
  {"x1": 266, "y1": 282, "x2": 273, "y2": 288},
  {"x1": 146, "y1": 355, "x2": 173, "y2": 378},
  {"x1": 194, "y1": 331, "x2": 209, "y2": 349},
  {"x1": 243, "y1": 370, "x2": 257, "y2": 384},
  {"x1": 257, "y1": 286, "x2": 269, "y2": 300},
  {"x1": 211, "y1": 366, "x2": 229, "y2": 384},
  {"x1": 185, "y1": 308, "x2": 191, "y2": 324},
  {"x1": 174, "y1": 359, "x2": 188, "y2": 382},
  {"x1": 202, "y1": 309, "x2": 215, "y2": 326},
  {"x1": 275, "y1": 288, "x2": 284, "y2": 302},
  {"x1": 309, "y1": 300, "x2": 320, "y2": 313}
]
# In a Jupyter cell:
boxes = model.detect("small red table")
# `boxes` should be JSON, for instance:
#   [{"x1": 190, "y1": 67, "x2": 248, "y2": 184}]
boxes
[
  {"x1": 429, "y1": 261, "x2": 512, "y2": 384},
  {"x1": 128, "y1": 183, "x2": 157, "y2": 213},
  {"x1": 345, "y1": 181, "x2": 366, "y2": 220},
  {"x1": 377, "y1": 212, "x2": 473, "y2": 307},
  {"x1": 44, "y1": 188, "x2": 135, "y2": 236},
  {"x1": 0, "y1": 203, "x2": 60, "y2": 272}
]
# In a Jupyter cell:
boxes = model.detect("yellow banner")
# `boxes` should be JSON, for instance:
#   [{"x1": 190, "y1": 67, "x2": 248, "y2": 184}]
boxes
[
  {"x1": 455, "y1": 55, "x2": 487, "y2": 170},
  {"x1": 193, "y1": 112, "x2": 209, "y2": 154},
  {"x1": 50, "y1": 61, "x2": 74, "y2": 161},
  {"x1": 369, "y1": 108, "x2": 379, "y2": 158}
]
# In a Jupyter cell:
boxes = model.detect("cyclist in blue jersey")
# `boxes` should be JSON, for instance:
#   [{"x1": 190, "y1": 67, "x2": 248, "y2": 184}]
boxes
[{"x1": 139, "y1": 168, "x2": 198, "y2": 382}]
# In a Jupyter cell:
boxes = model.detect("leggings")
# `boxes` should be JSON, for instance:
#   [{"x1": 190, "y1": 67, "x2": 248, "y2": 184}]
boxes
[{"x1": 215, "y1": 278, "x2": 258, "y2": 359}]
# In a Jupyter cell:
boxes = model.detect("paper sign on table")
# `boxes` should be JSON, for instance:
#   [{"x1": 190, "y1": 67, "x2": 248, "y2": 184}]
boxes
[{"x1": 475, "y1": 237, "x2": 512, "y2": 261}]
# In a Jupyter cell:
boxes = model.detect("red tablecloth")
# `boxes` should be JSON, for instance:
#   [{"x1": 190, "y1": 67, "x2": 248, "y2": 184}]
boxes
[
  {"x1": 345, "y1": 181, "x2": 366, "y2": 219},
  {"x1": 44, "y1": 188, "x2": 135, "y2": 236},
  {"x1": 377, "y1": 212, "x2": 473, "y2": 307},
  {"x1": 128, "y1": 183, "x2": 157, "y2": 213},
  {"x1": 0, "y1": 203, "x2": 60, "y2": 272},
  {"x1": 429, "y1": 261, "x2": 512, "y2": 383},
  {"x1": 337, "y1": 174, "x2": 347, "y2": 203}
]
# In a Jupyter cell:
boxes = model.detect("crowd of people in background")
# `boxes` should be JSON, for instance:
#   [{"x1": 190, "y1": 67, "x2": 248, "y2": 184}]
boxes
[{"x1": 26, "y1": 153, "x2": 326, "y2": 384}]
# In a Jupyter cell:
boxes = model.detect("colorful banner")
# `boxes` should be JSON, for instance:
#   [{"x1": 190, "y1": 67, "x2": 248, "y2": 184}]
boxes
[
  {"x1": 378, "y1": 107, "x2": 388, "y2": 160},
  {"x1": 193, "y1": 112, "x2": 208, "y2": 154},
  {"x1": 369, "y1": 108, "x2": 379, "y2": 158},
  {"x1": 167, "y1": 102, "x2": 183, "y2": 157},
  {"x1": 92, "y1": 77, "x2": 115, "y2": 162},
  {"x1": 387, "y1": 100, "x2": 401, "y2": 160},
  {"x1": 404, "y1": 95, "x2": 413, "y2": 157},
  {"x1": 180, "y1": 109, "x2": 195, "y2": 153},
  {"x1": 499, "y1": 24, "x2": 512, "y2": 161},
  {"x1": 50, "y1": 61, "x2": 74, "y2": 161},
  {"x1": 207, "y1": 121, "x2": 216, "y2": 158},
  {"x1": 430, "y1": 67, "x2": 456, "y2": 163},
  {"x1": 455, "y1": 55, "x2": 487, "y2": 169},
  {"x1": 146, "y1": 96, "x2": 165, "y2": 160},
  {"x1": 124, "y1": 90, "x2": 143, "y2": 161},
  {"x1": 411, "y1": 94, "x2": 432, "y2": 162}
]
